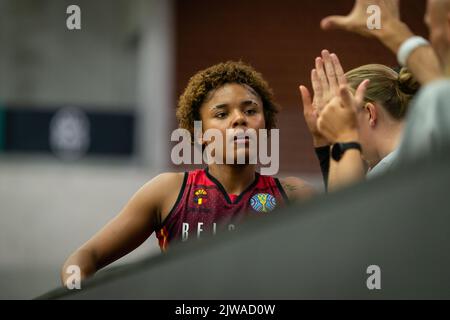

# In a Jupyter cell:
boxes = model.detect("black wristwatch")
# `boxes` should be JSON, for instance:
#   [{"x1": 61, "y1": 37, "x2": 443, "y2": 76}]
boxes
[{"x1": 331, "y1": 142, "x2": 362, "y2": 161}]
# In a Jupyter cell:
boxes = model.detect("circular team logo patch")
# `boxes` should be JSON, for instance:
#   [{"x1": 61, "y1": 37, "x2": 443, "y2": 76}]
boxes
[{"x1": 250, "y1": 193, "x2": 276, "y2": 213}]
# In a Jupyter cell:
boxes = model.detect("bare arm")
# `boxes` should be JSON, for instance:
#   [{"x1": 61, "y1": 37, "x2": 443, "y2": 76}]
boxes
[
  {"x1": 60, "y1": 172, "x2": 184, "y2": 286},
  {"x1": 318, "y1": 81, "x2": 370, "y2": 191},
  {"x1": 327, "y1": 134, "x2": 366, "y2": 192},
  {"x1": 376, "y1": 19, "x2": 443, "y2": 85},
  {"x1": 300, "y1": 50, "x2": 349, "y2": 191},
  {"x1": 280, "y1": 177, "x2": 316, "y2": 202}
]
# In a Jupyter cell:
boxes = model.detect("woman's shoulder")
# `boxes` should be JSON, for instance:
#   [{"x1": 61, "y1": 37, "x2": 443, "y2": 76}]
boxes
[
  {"x1": 144, "y1": 172, "x2": 186, "y2": 192},
  {"x1": 132, "y1": 172, "x2": 187, "y2": 216},
  {"x1": 132, "y1": 172, "x2": 186, "y2": 203}
]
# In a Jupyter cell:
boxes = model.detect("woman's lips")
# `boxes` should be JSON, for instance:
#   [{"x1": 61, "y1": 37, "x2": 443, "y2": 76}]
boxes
[
  {"x1": 234, "y1": 136, "x2": 250, "y2": 143},
  {"x1": 227, "y1": 129, "x2": 255, "y2": 146}
]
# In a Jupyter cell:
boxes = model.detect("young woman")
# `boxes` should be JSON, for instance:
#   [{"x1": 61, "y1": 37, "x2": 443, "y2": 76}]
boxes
[
  {"x1": 301, "y1": 50, "x2": 419, "y2": 190},
  {"x1": 61, "y1": 61, "x2": 315, "y2": 285}
]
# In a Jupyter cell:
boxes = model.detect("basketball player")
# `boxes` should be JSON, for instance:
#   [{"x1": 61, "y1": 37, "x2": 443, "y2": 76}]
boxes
[{"x1": 61, "y1": 61, "x2": 315, "y2": 285}]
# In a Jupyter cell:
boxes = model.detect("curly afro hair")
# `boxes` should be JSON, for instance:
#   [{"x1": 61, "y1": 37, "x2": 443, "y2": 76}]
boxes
[{"x1": 176, "y1": 61, "x2": 280, "y2": 137}]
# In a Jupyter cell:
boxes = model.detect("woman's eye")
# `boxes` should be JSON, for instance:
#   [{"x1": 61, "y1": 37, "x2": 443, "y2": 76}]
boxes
[
  {"x1": 245, "y1": 109, "x2": 257, "y2": 115},
  {"x1": 215, "y1": 112, "x2": 227, "y2": 119}
]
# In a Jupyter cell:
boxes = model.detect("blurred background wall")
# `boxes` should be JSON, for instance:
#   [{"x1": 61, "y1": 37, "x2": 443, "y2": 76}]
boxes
[
  {"x1": 174, "y1": 0, "x2": 428, "y2": 172},
  {"x1": 0, "y1": 0, "x2": 428, "y2": 299}
]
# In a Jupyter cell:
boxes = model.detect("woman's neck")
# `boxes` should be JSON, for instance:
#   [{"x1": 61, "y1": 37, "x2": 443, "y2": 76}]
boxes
[
  {"x1": 207, "y1": 164, "x2": 256, "y2": 195},
  {"x1": 370, "y1": 121, "x2": 404, "y2": 168}
]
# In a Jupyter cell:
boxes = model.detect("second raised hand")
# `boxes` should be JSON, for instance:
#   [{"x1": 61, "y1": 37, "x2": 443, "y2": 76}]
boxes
[
  {"x1": 330, "y1": 52, "x2": 347, "y2": 87},
  {"x1": 322, "y1": 50, "x2": 339, "y2": 94},
  {"x1": 322, "y1": 49, "x2": 347, "y2": 92},
  {"x1": 313, "y1": 50, "x2": 348, "y2": 113}
]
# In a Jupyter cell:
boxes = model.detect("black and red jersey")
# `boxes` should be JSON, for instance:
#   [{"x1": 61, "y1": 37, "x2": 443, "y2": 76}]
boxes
[{"x1": 155, "y1": 168, "x2": 288, "y2": 251}]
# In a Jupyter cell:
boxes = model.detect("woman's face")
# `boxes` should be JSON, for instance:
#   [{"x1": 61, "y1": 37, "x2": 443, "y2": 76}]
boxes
[{"x1": 198, "y1": 83, "x2": 266, "y2": 164}]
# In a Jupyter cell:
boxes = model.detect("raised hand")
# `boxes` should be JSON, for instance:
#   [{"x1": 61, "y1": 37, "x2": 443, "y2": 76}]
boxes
[
  {"x1": 300, "y1": 50, "x2": 347, "y2": 147},
  {"x1": 316, "y1": 50, "x2": 347, "y2": 112},
  {"x1": 321, "y1": 0, "x2": 400, "y2": 38},
  {"x1": 320, "y1": 0, "x2": 442, "y2": 85},
  {"x1": 300, "y1": 83, "x2": 327, "y2": 147},
  {"x1": 317, "y1": 80, "x2": 370, "y2": 144}
]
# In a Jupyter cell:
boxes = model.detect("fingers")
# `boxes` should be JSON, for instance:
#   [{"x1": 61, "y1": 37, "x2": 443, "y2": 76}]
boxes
[
  {"x1": 322, "y1": 50, "x2": 338, "y2": 93},
  {"x1": 331, "y1": 53, "x2": 347, "y2": 86},
  {"x1": 311, "y1": 69, "x2": 322, "y2": 103},
  {"x1": 321, "y1": 0, "x2": 380, "y2": 37},
  {"x1": 354, "y1": 79, "x2": 370, "y2": 107},
  {"x1": 315, "y1": 57, "x2": 329, "y2": 94},
  {"x1": 299, "y1": 85, "x2": 313, "y2": 114},
  {"x1": 320, "y1": 15, "x2": 348, "y2": 30},
  {"x1": 338, "y1": 79, "x2": 369, "y2": 111},
  {"x1": 301, "y1": 84, "x2": 326, "y2": 143}
]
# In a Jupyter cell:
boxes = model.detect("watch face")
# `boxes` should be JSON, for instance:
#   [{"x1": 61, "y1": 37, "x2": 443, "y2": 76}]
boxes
[
  {"x1": 331, "y1": 142, "x2": 362, "y2": 161},
  {"x1": 331, "y1": 143, "x2": 343, "y2": 161}
]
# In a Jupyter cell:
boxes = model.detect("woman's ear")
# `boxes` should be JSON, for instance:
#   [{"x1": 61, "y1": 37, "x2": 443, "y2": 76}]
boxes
[{"x1": 364, "y1": 102, "x2": 377, "y2": 127}]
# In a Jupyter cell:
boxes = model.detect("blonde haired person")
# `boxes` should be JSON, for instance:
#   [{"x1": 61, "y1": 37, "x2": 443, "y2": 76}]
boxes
[
  {"x1": 345, "y1": 64, "x2": 419, "y2": 178},
  {"x1": 320, "y1": 0, "x2": 450, "y2": 172},
  {"x1": 300, "y1": 50, "x2": 419, "y2": 190}
]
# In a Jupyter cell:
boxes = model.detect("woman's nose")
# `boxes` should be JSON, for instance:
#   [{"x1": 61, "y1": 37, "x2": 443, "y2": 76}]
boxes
[{"x1": 231, "y1": 110, "x2": 247, "y2": 128}]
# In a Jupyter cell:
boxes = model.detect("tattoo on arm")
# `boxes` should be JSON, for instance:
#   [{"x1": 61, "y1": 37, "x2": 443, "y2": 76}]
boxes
[
  {"x1": 282, "y1": 183, "x2": 299, "y2": 192},
  {"x1": 282, "y1": 182, "x2": 311, "y2": 198}
]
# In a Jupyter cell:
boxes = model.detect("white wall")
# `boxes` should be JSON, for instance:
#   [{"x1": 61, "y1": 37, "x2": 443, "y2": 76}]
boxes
[
  {"x1": 0, "y1": 157, "x2": 161, "y2": 299},
  {"x1": 0, "y1": 0, "x2": 137, "y2": 109}
]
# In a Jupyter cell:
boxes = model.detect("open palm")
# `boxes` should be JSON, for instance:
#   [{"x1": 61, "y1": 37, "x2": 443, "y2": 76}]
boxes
[{"x1": 300, "y1": 50, "x2": 347, "y2": 146}]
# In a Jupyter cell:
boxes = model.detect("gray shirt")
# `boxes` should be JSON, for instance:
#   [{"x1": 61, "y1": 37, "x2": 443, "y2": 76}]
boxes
[
  {"x1": 396, "y1": 79, "x2": 450, "y2": 162},
  {"x1": 367, "y1": 149, "x2": 398, "y2": 179}
]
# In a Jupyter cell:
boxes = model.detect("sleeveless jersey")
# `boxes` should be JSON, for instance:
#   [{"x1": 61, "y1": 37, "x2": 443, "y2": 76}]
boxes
[{"x1": 155, "y1": 168, "x2": 289, "y2": 251}]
